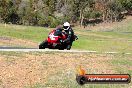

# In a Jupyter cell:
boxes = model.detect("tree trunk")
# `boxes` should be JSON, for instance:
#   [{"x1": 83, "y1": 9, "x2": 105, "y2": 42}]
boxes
[
  {"x1": 80, "y1": 9, "x2": 84, "y2": 27},
  {"x1": 103, "y1": 12, "x2": 105, "y2": 21},
  {"x1": 80, "y1": 15, "x2": 84, "y2": 27}
]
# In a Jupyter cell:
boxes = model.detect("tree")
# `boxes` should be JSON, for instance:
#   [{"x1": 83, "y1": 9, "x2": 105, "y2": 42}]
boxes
[{"x1": 0, "y1": 0, "x2": 131, "y2": 27}]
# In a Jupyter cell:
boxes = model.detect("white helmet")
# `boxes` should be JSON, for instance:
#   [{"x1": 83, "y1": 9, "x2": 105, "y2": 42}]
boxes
[{"x1": 63, "y1": 22, "x2": 70, "y2": 31}]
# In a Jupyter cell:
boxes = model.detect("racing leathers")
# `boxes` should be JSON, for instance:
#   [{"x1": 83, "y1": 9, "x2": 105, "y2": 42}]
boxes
[{"x1": 63, "y1": 27, "x2": 75, "y2": 46}]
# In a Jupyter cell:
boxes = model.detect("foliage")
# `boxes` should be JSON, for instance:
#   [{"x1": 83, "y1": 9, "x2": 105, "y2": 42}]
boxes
[{"x1": 0, "y1": 0, "x2": 132, "y2": 27}]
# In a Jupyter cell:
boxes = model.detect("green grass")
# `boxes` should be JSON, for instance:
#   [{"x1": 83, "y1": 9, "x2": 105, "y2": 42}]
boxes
[
  {"x1": 0, "y1": 23, "x2": 132, "y2": 53},
  {"x1": 0, "y1": 24, "x2": 50, "y2": 42},
  {"x1": 94, "y1": 31, "x2": 132, "y2": 39},
  {"x1": 111, "y1": 54, "x2": 132, "y2": 74},
  {"x1": 72, "y1": 30, "x2": 132, "y2": 53}
]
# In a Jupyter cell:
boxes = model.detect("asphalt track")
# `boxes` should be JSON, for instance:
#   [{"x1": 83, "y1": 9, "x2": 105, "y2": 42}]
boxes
[
  {"x1": 0, "y1": 46, "x2": 131, "y2": 54},
  {"x1": 0, "y1": 46, "x2": 97, "y2": 53},
  {"x1": 0, "y1": 46, "x2": 37, "y2": 49}
]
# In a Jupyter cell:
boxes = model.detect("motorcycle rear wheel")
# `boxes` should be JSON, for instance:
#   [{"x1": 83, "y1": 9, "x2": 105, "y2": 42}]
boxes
[{"x1": 39, "y1": 41, "x2": 47, "y2": 49}]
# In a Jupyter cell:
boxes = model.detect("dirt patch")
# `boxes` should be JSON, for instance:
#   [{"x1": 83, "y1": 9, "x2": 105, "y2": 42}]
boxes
[
  {"x1": 0, "y1": 52, "x2": 117, "y2": 88},
  {"x1": 0, "y1": 36, "x2": 38, "y2": 48}
]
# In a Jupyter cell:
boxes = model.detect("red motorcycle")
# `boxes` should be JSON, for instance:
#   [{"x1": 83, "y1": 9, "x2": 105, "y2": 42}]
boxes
[{"x1": 39, "y1": 29, "x2": 78, "y2": 50}]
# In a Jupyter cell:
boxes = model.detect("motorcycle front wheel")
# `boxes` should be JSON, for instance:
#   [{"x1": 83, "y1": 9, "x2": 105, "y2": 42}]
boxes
[{"x1": 66, "y1": 45, "x2": 71, "y2": 50}]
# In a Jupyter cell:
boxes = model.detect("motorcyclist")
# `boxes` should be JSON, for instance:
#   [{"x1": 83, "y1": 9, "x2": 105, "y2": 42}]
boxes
[{"x1": 62, "y1": 22, "x2": 75, "y2": 49}]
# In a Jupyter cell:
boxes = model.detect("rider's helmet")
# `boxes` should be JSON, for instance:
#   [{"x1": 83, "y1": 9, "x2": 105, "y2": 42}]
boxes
[{"x1": 63, "y1": 22, "x2": 70, "y2": 31}]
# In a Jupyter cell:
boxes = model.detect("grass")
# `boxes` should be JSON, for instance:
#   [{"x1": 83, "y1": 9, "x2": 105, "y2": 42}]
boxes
[
  {"x1": 111, "y1": 54, "x2": 132, "y2": 74},
  {"x1": 0, "y1": 24, "x2": 50, "y2": 42},
  {"x1": 72, "y1": 30, "x2": 132, "y2": 53},
  {"x1": 30, "y1": 54, "x2": 132, "y2": 88},
  {"x1": 0, "y1": 51, "x2": 25, "y2": 57},
  {"x1": 44, "y1": 53, "x2": 132, "y2": 88},
  {"x1": 0, "y1": 19, "x2": 132, "y2": 53},
  {"x1": 0, "y1": 52, "x2": 26, "y2": 65},
  {"x1": 0, "y1": 52, "x2": 131, "y2": 88}
]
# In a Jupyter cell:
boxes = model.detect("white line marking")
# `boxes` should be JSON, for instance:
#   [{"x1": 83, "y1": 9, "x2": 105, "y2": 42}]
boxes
[
  {"x1": 0, "y1": 49, "x2": 96, "y2": 53},
  {"x1": 0, "y1": 49, "x2": 131, "y2": 54}
]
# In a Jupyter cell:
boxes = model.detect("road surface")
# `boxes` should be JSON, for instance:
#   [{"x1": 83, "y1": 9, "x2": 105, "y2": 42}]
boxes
[{"x1": 0, "y1": 46, "x2": 131, "y2": 54}]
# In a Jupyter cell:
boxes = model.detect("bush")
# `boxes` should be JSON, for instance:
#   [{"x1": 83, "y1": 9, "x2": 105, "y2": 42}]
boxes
[
  {"x1": 47, "y1": 16, "x2": 61, "y2": 28},
  {"x1": 84, "y1": 11, "x2": 102, "y2": 19},
  {"x1": 38, "y1": 18, "x2": 49, "y2": 27}
]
